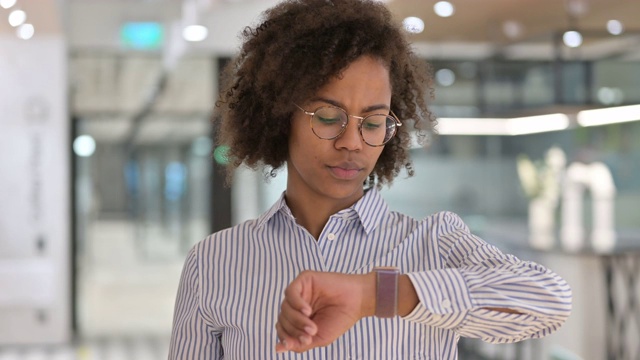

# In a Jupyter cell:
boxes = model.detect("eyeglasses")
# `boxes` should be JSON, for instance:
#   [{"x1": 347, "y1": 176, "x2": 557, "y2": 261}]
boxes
[{"x1": 294, "y1": 103, "x2": 402, "y2": 147}]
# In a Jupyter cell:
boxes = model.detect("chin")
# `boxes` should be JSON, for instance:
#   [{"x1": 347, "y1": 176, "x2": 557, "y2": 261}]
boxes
[{"x1": 318, "y1": 180, "x2": 365, "y2": 200}]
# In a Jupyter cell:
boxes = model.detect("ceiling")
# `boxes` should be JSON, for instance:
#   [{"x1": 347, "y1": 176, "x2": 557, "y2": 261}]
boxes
[
  {"x1": 389, "y1": 0, "x2": 639, "y2": 43},
  {"x1": 389, "y1": 0, "x2": 640, "y2": 60},
  {"x1": 0, "y1": 0, "x2": 61, "y2": 34},
  {"x1": 2, "y1": 0, "x2": 639, "y2": 145},
  {"x1": 2, "y1": 0, "x2": 639, "y2": 59}
]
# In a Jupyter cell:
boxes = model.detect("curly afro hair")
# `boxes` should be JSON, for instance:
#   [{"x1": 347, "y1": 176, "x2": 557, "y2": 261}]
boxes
[{"x1": 216, "y1": 0, "x2": 434, "y2": 186}]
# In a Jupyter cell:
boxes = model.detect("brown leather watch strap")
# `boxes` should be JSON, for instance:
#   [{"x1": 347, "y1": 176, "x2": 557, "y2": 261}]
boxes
[{"x1": 374, "y1": 266, "x2": 399, "y2": 318}]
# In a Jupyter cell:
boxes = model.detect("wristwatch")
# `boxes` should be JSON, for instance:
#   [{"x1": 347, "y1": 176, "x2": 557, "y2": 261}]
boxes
[{"x1": 373, "y1": 266, "x2": 400, "y2": 318}]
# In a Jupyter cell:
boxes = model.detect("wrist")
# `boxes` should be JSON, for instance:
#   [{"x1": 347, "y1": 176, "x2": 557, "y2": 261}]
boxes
[
  {"x1": 361, "y1": 272, "x2": 377, "y2": 318},
  {"x1": 397, "y1": 274, "x2": 419, "y2": 316}
]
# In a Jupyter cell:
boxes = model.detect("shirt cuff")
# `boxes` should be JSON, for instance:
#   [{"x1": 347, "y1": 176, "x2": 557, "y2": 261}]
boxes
[{"x1": 402, "y1": 269, "x2": 474, "y2": 328}]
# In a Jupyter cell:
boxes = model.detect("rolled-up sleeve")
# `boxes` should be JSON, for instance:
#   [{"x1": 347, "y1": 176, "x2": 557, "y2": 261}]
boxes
[
  {"x1": 168, "y1": 246, "x2": 223, "y2": 359},
  {"x1": 403, "y1": 212, "x2": 572, "y2": 343}
]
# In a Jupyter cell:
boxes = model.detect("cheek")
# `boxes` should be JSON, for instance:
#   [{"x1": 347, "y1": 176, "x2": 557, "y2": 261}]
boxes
[
  {"x1": 289, "y1": 126, "x2": 317, "y2": 163},
  {"x1": 369, "y1": 147, "x2": 385, "y2": 166}
]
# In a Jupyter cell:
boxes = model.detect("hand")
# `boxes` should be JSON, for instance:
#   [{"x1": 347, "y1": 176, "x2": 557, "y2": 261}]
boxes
[{"x1": 275, "y1": 270, "x2": 375, "y2": 353}]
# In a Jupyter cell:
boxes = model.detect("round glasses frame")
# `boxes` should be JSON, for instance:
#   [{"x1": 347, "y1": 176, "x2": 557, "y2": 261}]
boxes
[{"x1": 294, "y1": 103, "x2": 402, "y2": 147}]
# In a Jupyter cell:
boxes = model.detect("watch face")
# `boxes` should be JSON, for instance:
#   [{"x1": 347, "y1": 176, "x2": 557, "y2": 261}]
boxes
[{"x1": 375, "y1": 266, "x2": 399, "y2": 318}]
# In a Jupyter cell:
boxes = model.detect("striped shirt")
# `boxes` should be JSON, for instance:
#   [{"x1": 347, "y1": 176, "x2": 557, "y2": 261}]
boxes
[{"x1": 169, "y1": 189, "x2": 572, "y2": 359}]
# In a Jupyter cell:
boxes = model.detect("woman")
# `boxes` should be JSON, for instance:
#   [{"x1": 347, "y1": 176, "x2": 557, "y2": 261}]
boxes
[{"x1": 169, "y1": 0, "x2": 572, "y2": 358}]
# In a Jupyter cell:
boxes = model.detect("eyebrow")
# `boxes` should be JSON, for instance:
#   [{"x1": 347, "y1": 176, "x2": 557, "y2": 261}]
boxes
[{"x1": 310, "y1": 96, "x2": 390, "y2": 113}]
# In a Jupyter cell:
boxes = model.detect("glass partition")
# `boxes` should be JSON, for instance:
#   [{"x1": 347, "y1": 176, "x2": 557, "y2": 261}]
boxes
[{"x1": 72, "y1": 54, "x2": 216, "y2": 340}]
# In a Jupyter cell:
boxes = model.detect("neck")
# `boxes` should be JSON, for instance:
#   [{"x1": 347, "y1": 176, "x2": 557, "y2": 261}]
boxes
[{"x1": 284, "y1": 186, "x2": 364, "y2": 240}]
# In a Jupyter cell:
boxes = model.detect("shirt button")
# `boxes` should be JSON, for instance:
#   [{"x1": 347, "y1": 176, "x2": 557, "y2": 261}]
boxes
[
  {"x1": 441, "y1": 299, "x2": 451, "y2": 310},
  {"x1": 327, "y1": 233, "x2": 336, "y2": 241}
]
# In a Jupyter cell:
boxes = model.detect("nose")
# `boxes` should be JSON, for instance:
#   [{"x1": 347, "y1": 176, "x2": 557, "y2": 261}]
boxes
[{"x1": 334, "y1": 117, "x2": 364, "y2": 151}]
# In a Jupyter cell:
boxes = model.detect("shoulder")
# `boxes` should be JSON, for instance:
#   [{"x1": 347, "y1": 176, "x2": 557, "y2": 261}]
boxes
[
  {"x1": 405, "y1": 210, "x2": 474, "y2": 251},
  {"x1": 424, "y1": 211, "x2": 470, "y2": 233},
  {"x1": 191, "y1": 218, "x2": 263, "y2": 255},
  {"x1": 389, "y1": 210, "x2": 470, "y2": 234},
  {"x1": 379, "y1": 210, "x2": 469, "y2": 245}
]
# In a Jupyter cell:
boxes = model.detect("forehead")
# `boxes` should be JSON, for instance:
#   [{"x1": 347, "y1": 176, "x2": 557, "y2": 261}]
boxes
[{"x1": 313, "y1": 56, "x2": 392, "y2": 106}]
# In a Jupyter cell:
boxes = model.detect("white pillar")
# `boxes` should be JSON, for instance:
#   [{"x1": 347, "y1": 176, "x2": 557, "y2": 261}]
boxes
[
  {"x1": 561, "y1": 162, "x2": 616, "y2": 253},
  {"x1": 0, "y1": 34, "x2": 71, "y2": 344},
  {"x1": 561, "y1": 163, "x2": 588, "y2": 251},
  {"x1": 589, "y1": 163, "x2": 616, "y2": 253}
]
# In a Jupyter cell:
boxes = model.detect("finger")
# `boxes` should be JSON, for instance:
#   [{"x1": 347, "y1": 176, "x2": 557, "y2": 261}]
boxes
[
  {"x1": 280, "y1": 298, "x2": 317, "y2": 337},
  {"x1": 275, "y1": 321, "x2": 302, "y2": 353},
  {"x1": 275, "y1": 326, "x2": 288, "y2": 353},
  {"x1": 276, "y1": 299, "x2": 318, "y2": 353},
  {"x1": 276, "y1": 321, "x2": 313, "y2": 354},
  {"x1": 284, "y1": 278, "x2": 313, "y2": 316},
  {"x1": 278, "y1": 318, "x2": 314, "y2": 348}
]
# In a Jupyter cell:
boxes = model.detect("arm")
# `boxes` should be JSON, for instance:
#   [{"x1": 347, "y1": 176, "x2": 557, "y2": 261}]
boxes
[
  {"x1": 402, "y1": 212, "x2": 572, "y2": 343},
  {"x1": 168, "y1": 246, "x2": 222, "y2": 360},
  {"x1": 275, "y1": 212, "x2": 572, "y2": 352}
]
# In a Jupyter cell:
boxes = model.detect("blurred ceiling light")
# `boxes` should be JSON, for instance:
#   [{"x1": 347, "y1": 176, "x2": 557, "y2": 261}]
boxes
[
  {"x1": 606, "y1": 20, "x2": 624, "y2": 35},
  {"x1": 0, "y1": 0, "x2": 17, "y2": 9},
  {"x1": 73, "y1": 135, "x2": 96, "y2": 157},
  {"x1": 182, "y1": 25, "x2": 208, "y2": 42},
  {"x1": 434, "y1": 1, "x2": 455, "y2": 17},
  {"x1": 502, "y1": 20, "x2": 523, "y2": 39},
  {"x1": 16, "y1": 23, "x2": 34, "y2": 40},
  {"x1": 563, "y1": 30, "x2": 583, "y2": 47},
  {"x1": 577, "y1": 104, "x2": 640, "y2": 127},
  {"x1": 402, "y1": 16, "x2": 424, "y2": 34},
  {"x1": 8, "y1": 9, "x2": 26, "y2": 27},
  {"x1": 507, "y1": 114, "x2": 570, "y2": 135},
  {"x1": 437, "y1": 114, "x2": 569, "y2": 136},
  {"x1": 435, "y1": 68, "x2": 456, "y2": 87}
]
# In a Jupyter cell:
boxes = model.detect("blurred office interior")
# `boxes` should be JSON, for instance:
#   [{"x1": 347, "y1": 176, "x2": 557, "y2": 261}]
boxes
[{"x1": 1, "y1": 0, "x2": 639, "y2": 359}]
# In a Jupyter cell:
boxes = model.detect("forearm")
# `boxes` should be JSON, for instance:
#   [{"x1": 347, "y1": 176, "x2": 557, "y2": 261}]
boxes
[
  {"x1": 402, "y1": 264, "x2": 571, "y2": 342},
  {"x1": 397, "y1": 275, "x2": 519, "y2": 316},
  {"x1": 362, "y1": 272, "x2": 518, "y2": 318}
]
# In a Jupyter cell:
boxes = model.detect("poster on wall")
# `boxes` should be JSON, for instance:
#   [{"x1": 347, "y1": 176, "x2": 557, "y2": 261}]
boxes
[{"x1": 0, "y1": 36, "x2": 71, "y2": 345}]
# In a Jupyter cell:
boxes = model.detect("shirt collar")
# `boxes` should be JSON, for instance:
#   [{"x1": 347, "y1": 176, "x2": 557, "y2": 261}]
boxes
[
  {"x1": 256, "y1": 188, "x2": 389, "y2": 235},
  {"x1": 256, "y1": 192, "x2": 289, "y2": 227},
  {"x1": 349, "y1": 188, "x2": 389, "y2": 234}
]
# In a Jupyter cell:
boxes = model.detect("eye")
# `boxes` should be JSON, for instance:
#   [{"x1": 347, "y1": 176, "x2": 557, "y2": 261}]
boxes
[
  {"x1": 314, "y1": 107, "x2": 345, "y2": 126},
  {"x1": 316, "y1": 115, "x2": 341, "y2": 124},
  {"x1": 362, "y1": 116, "x2": 385, "y2": 131}
]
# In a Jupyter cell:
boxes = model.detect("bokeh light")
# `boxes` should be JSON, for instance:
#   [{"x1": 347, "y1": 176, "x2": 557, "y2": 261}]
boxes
[
  {"x1": 73, "y1": 135, "x2": 97, "y2": 157},
  {"x1": 563, "y1": 30, "x2": 583, "y2": 48}
]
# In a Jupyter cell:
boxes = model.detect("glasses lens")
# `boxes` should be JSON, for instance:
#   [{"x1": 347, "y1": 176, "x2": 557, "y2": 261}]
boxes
[
  {"x1": 361, "y1": 115, "x2": 397, "y2": 146},
  {"x1": 311, "y1": 107, "x2": 347, "y2": 139}
]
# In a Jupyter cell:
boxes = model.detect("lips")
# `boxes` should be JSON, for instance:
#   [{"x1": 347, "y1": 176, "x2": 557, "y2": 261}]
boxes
[{"x1": 327, "y1": 162, "x2": 364, "y2": 180}]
